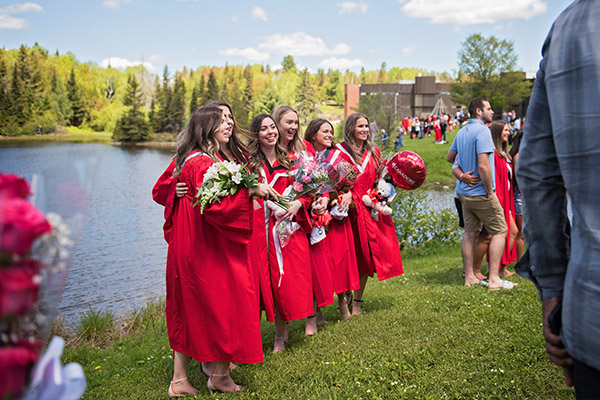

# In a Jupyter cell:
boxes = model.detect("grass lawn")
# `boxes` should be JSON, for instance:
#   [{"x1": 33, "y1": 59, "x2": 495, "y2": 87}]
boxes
[{"x1": 62, "y1": 243, "x2": 573, "y2": 399}]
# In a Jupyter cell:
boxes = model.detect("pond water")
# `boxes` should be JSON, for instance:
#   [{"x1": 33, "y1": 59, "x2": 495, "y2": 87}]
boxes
[{"x1": 0, "y1": 142, "x2": 456, "y2": 324}]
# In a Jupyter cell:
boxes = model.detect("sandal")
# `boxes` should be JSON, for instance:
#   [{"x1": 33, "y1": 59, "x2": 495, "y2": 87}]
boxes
[
  {"x1": 168, "y1": 376, "x2": 197, "y2": 398},
  {"x1": 207, "y1": 373, "x2": 245, "y2": 395},
  {"x1": 489, "y1": 280, "x2": 517, "y2": 291}
]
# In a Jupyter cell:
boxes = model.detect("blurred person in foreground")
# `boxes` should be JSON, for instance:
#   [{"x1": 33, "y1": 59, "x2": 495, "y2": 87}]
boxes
[{"x1": 516, "y1": 1, "x2": 600, "y2": 398}]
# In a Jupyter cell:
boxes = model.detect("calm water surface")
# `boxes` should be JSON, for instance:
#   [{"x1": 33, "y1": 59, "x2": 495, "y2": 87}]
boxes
[
  {"x1": 0, "y1": 142, "x2": 173, "y2": 323},
  {"x1": 0, "y1": 142, "x2": 456, "y2": 323}
]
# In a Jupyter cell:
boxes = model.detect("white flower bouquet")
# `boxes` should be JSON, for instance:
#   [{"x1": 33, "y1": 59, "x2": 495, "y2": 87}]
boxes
[{"x1": 191, "y1": 161, "x2": 259, "y2": 214}]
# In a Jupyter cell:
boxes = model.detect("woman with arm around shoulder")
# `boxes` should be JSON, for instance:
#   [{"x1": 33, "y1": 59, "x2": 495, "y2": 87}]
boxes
[
  {"x1": 305, "y1": 118, "x2": 359, "y2": 321},
  {"x1": 247, "y1": 114, "x2": 315, "y2": 353},
  {"x1": 337, "y1": 113, "x2": 404, "y2": 315},
  {"x1": 165, "y1": 106, "x2": 273, "y2": 396}
]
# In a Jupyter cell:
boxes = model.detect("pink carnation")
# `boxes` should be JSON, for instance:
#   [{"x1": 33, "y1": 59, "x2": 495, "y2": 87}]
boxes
[
  {"x1": 0, "y1": 342, "x2": 40, "y2": 397},
  {"x1": 0, "y1": 259, "x2": 42, "y2": 317},
  {"x1": 0, "y1": 174, "x2": 31, "y2": 199},
  {"x1": 301, "y1": 175, "x2": 312, "y2": 183},
  {"x1": 292, "y1": 182, "x2": 303, "y2": 192}
]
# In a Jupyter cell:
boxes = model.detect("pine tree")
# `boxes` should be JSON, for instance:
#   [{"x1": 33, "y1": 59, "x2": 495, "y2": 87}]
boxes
[
  {"x1": 49, "y1": 70, "x2": 72, "y2": 126},
  {"x1": 171, "y1": 74, "x2": 186, "y2": 131},
  {"x1": 206, "y1": 70, "x2": 219, "y2": 102},
  {"x1": 197, "y1": 74, "x2": 206, "y2": 106},
  {"x1": 67, "y1": 68, "x2": 85, "y2": 126},
  {"x1": 296, "y1": 68, "x2": 316, "y2": 126},
  {"x1": 189, "y1": 84, "x2": 199, "y2": 116},
  {"x1": 156, "y1": 65, "x2": 174, "y2": 132},
  {"x1": 239, "y1": 65, "x2": 254, "y2": 127},
  {"x1": 0, "y1": 57, "x2": 9, "y2": 135},
  {"x1": 113, "y1": 74, "x2": 150, "y2": 142}
]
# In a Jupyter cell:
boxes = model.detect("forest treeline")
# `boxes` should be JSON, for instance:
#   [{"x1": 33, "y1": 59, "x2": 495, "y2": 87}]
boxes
[{"x1": 0, "y1": 44, "x2": 449, "y2": 141}]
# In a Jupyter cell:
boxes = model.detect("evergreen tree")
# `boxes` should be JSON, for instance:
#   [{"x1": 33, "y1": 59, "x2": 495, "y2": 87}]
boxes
[
  {"x1": 149, "y1": 76, "x2": 160, "y2": 132},
  {"x1": 296, "y1": 68, "x2": 316, "y2": 126},
  {"x1": 156, "y1": 65, "x2": 174, "y2": 132},
  {"x1": 113, "y1": 74, "x2": 150, "y2": 142},
  {"x1": 0, "y1": 57, "x2": 9, "y2": 135},
  {"x1": 67, "y1": 68, "x2": 85, "y2": 126},
  {"x1": 197, "y1": 74, "x2": 206, "y2": 106},
  {"x1": 206, "y1": 70, "x2": 219, "y2": 102},
  {"x1": 255, "y1": 88, "x2": 282, "y2": 115},
  {"x1": 189, "y1": 83, "x2": 199, "y2": 116},
  {"x1": 9, "y1": 63, "x2": 26, "y2": 126},
  {"x1": 49, "y1": 70, "x2": 72, "y2": 125},
  {"x1": 281, "y1": 55, "x2": 296, "y2": 73},
  {"x1": 239, "y1": 65, "x2": 254, "y2": 127},
  {"x1": 171, "y1": 74, "x2": 186, "y2": 131}
]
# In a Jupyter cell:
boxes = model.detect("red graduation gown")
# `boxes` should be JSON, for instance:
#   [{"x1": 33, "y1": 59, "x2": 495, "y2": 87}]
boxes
[
  {"x1": 165, "y1": 153, "x2": 262, "y2": 364},
  {"x1": 318, "y1": 148, "x2": 360, "y2": 294},
  {"x1": 152, "y1": 159, "x2": 177, "y2": 243},
  {"x1": 494, "y1": 152, "x2": 517, "y2": 266},
  {"x1": 336, "y1": 143, "x2": 404, "y2": 280},
  {"x1": 262, "y1": 159, "x2": 314, "y2": 321}
]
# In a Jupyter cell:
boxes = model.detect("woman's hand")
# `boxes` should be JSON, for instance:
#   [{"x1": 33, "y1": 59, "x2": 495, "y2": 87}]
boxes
[
  {"x1": 311, "y1": 196, "x2": 329, "y2": 215},
  {"x1": 249, "y1": 183, "x2": 279, "y2": 200},
  {"x1": 280, "y1": 200, "x2": 302, "y2": 220},
  {"x1": 175, "y1": 182, "x2": 189, "y2": 198},
  {"x1": 460, "y1": 170, "x2": 480, "y2": 187},
  {"x1": 337, "y1": 192, "x2": 353, "y2": 213}
]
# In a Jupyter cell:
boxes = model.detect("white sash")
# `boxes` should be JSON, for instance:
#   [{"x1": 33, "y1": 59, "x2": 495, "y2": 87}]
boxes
[{"x1": 336, "y1": 143, "x2": 371, "y2": 173}]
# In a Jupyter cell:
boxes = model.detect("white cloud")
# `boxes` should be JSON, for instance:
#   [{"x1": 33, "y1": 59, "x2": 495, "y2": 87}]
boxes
[
  {"x1": 102, "y1": 0, "x2": 132, "y2": 10},
  {"x1": 251, "y1": 6, "x2": 268, "y2": 21},
  {"x1": 318, "y1": 57, "x2": 363, "y2": 70},
  {"x1": 100, "y1": 57, "x2": 156, "y2": 72},
  {"x1": 219, "y1": 47, "x2": 270, "y2": 61},
  {"x1": 337, "y1": 1, "x2": 368, "y2": 14},
  {"x1": 231, "y1": 16, "x2": 239, "y2": 22},
  {"x1": 0, "y1": 2, "x2": 43, "y2": 30},
  {"x1": 258, "y1": 32, "x2": 351, "y2": 57},
  {"x1": 402, "y1": 45, "x2": 416, "y2": 56},
  {"x1": 220, "y1": 32, "x2": 352, "y2": 62},
  {"x1": 400, "y1": 0, "x2": 547, "y2": 26}
]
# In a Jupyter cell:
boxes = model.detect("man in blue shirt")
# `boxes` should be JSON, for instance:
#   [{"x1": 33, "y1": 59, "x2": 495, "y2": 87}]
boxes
[
  {"x1": 516, "y1": 1, "x2": 600, "y2": 397},
  {"x1": 446, "y1": 98, "x2": 510, "y2": 290}
]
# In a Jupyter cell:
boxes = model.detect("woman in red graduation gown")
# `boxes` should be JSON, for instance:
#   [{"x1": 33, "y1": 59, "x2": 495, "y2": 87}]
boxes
[
  {"x1": 247, "y1": 113, "x2": 314, "y2": 353},
  {"x1": 164, "y1": 106, "x2": 276, "y2": 396},
  {"x1": 273, "y1": 106, "x2": 333, "y2": 333},
  {"x1": 490, "y1": 120, "x2": 518, "y2": 275},
  {"x1": 336, "y1": 113, "x2": 404, "y2": 315},
  {"x1": 305, "y1": 118, "x2": 359, "y2": 321}
]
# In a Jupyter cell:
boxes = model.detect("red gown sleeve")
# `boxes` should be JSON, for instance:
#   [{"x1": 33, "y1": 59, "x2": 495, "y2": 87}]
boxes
[{"x1": 152, "y1": 159, "x2": 176, "y2": 207}]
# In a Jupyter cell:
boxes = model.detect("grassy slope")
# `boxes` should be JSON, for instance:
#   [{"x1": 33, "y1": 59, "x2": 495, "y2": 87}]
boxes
[{"x1": 62, "y1": 244, "x2": 573, "y2": 399}]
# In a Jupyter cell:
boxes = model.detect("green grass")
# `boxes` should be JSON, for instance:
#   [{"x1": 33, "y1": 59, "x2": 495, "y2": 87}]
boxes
[
  {"x1": 0, "y1": 127, "x2": 112, "y2": 143},
  {"x1": 62, "y1": 243, "x2": 573, "y2": 399}
]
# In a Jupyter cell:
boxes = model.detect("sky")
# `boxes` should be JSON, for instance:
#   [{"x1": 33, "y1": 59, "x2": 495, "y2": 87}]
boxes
[{"x1": 0, "y1": 0, "x2": 575, "y2": 76}]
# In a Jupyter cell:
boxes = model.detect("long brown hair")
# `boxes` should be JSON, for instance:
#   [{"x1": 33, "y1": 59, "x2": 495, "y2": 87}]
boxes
[
  {"x1": 304, "y1": 118, "x2": 334, "y2": 149},
  {"x1": 490, "y1": 120, "x2": 510, "y2": 159},
  {"x1": 203, "y1": 100, "x2": 248, "y2": 162},
  {"x1": 247, "y1": 113, "x2": 292, "y2": 173},
  {"x1": 272, "y1": 105, "x2": 306, "y2": 153},
  {"x1": 172, "y1": 106, "x2": 222, "y2": 178},
  {"x1": 343, "y1": 112, "x2": 378, "y2": 163}
]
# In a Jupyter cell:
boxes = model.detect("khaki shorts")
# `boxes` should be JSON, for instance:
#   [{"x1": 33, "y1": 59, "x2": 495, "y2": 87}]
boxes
[{"x1": 457, "y1": 194, "x2": 508, "y2": 235}]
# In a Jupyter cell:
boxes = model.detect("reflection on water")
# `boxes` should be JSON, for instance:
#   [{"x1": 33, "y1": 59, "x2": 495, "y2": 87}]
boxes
[{"x1": 0, "y1": 143, "x2": 174, "y2": 324}]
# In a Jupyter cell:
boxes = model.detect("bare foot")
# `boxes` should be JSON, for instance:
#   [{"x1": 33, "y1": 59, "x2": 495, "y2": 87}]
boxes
[
  {"x1": 272, "y1": 336, "x2": 285, "y2": 353},
  {"x1": 338, "y1": 295, "x2": 351, "y2": 321},
  {"x1": 499, "y1": 268, "x2": 515, "y2": 278},
  {"x1": 464, "y1": 278, "x2": 481, "y2": 287},
  {"x1": 315, "y1": 309, "x2": 326, "y2": 325},
  {"x1": 351, "y1": 299, "x2": 363, "y2": 316},
  {"x1": 305, "y1": 315, "x2": 317, "y2": 336},
  {"x1": 283, "y1": 323, "x2": 290, "y2": 342},
  {"x1": 475, "y1": 272, "x2": 487, "y2": 281}
]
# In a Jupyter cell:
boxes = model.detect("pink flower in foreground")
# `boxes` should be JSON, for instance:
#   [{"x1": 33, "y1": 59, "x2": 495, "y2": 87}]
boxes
[
  {"x1": 0, "y1": 174, "x2": 31, "y2": 199},
  {"x1": 0, "y1": 259, "x2": 42, "y2": 317},
  {"x1": 292, "y1": 182, "x2": 303, "y2": 192},
  {"x1": 301, "y1": 175, "x2": 312, "y2": 183},
  {"x1": 1, "y1": 197, "x2": 51, "y2": 255},
  {"x1": 0, "y1": 342, "x2": 40, "y2": 397}
]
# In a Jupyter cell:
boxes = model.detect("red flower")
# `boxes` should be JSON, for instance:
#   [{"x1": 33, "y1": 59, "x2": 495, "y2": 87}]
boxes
[
  {"x1": 1, "y1": 197, "x2": 51, "y2": 255},
  {"x1": 0, "y1": 259, "x2": 42, "y2": 317},
  {"x1": 0, "y1": 173, "x2": 31, "y2": 199},
  {"x1": 0, "y1": 343, "x2": 39, "y2": 397}
]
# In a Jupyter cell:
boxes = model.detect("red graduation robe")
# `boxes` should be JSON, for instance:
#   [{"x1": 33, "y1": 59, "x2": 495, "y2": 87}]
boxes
[
  {"x1": 336, "y1": 143, "x2": 404, "y2": 280},
  {"x1": 164, "y1": 152, "x2": 262, "y2": 363}
]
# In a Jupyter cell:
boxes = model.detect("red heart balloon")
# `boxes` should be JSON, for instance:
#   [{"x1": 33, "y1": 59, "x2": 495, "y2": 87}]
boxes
[{"x1": 387, "y1": 151, "x2": 427, "y2": 190}]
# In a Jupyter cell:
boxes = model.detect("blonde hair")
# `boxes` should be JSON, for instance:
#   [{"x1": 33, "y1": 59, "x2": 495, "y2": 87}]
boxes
[
  {"x1": 343, "y1": 112, "x2": 378, "y2": 163},
  {"x1": 272, "y1": 105, "x2": 306, "y2": 153},
  {"x1": 173, "y1": 106, "x2": 222, "y2": 177}
]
